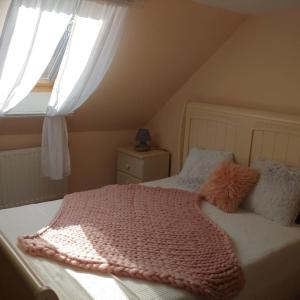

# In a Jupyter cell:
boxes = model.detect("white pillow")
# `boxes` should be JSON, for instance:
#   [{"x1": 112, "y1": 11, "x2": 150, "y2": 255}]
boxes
[
  {"x1": 176, "y1": 147, "x2": 234, "y2": 189},
  {"x1": 244, "y1": 159, "x2": 300, "y2": 226}
]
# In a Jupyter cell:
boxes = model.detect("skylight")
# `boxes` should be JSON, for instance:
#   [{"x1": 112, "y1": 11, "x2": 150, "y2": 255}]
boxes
[
  {"x1": 7, "y1": 14, "x2": 75, "y2": 115},
  {"x1": 39, "y1": 18, "x2": 74, "y2": 83}
]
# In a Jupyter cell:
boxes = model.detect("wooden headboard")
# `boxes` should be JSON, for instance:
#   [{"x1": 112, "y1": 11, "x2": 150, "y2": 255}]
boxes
[{"x1": 181, "y1": 102, "x2": 300, "y2": 168}]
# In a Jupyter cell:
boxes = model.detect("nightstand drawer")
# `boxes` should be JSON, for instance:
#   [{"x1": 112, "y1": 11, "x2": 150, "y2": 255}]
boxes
[
  {"x1": 117, "y1": 146, "x2": 170, "y2": 183},
  {"x1": 117, "y1": 171, "x2": 142, "y2": 184},
  {"x1": 117, "y1": 152, "x2": 143, "y2": 178}
]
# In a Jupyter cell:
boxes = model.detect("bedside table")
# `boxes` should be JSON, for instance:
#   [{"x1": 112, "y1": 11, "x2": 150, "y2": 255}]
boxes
[{"x1": 117, "y1": 147, "x2": 170, "y2": 184}]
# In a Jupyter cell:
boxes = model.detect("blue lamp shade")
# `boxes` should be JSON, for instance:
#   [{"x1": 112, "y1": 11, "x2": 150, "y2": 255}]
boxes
[{"x1": 135, "y1": 128, "x2": 151, "y2": 151}]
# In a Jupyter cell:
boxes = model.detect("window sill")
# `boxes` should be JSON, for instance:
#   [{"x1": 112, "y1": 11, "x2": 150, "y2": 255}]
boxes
[
  {"x1": 6, "y1": 91, "x2": 50, "y2": 116},
  {"x1": 4, "y1": 113, "x2": 46, "y2": 117}
]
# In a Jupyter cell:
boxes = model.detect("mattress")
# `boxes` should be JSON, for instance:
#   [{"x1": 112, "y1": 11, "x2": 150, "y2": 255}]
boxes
[{"x1": 0, "y1": 177, "x2": 300, "y2": 300}]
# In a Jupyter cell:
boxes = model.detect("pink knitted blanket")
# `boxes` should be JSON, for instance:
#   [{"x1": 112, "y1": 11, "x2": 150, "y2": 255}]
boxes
[{"x1": 18, "y1": 185, "x2": 244, "y2": 300}]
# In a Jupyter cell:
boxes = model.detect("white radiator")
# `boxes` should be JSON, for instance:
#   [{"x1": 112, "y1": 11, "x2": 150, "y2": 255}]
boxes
[{"x1": 0, "y1": 147, "x2": 67, "y2": 209}]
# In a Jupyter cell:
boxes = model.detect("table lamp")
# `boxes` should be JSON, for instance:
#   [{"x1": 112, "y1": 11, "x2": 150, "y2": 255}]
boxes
[{"x1": 135, "y1": 128, "x2": 151, "y2": 151}]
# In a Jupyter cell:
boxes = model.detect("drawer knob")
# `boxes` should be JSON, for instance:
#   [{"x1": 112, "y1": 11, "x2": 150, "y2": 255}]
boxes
[{"x1": 125, "y1": 164, "x2": 131, "y2": 170}]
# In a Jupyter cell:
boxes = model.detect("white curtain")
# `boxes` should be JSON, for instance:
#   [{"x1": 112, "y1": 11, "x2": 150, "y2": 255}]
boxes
[
  {"x1": 0, "y1": 0, "x2": 77, "y2": 115},
  {"x1": 42, "y1": 0, "x2": 128, "y2": 179},
  {"x1": 42, "y1": 116, "x2": 70, "y2": 179}
]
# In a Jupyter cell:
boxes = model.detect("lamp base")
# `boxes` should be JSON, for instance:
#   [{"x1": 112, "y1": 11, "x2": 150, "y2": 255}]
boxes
[{"x1": 134, "y1": 144, "x2": 151, "y2": 152}]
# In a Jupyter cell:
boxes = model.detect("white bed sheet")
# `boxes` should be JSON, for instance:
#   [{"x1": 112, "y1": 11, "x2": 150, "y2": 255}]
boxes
[{"x1": 0, "y1": 177, "x2": 300, "y2": 300}]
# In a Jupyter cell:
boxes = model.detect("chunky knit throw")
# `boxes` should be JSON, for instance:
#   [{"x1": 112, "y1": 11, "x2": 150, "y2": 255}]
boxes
[{"x1": 18, "y1": 185, "x2": 244, "y2": 300}]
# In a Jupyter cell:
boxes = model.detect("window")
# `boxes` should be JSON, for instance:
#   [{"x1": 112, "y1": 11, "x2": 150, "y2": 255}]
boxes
[
  {"x1": 8, "y1": 17, "x2": 74, "y2": 115},
  {"x1": 33, "y1": 19, "x2": 73, "y2": 92},
  {"x1": 1, "y1": 0, "x2": 123, "y2": 118}
]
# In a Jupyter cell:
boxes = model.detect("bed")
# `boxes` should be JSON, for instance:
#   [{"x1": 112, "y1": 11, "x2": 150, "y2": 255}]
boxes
[{"x1": 1, "y1": 102, "x2": 300, "y2": 300}]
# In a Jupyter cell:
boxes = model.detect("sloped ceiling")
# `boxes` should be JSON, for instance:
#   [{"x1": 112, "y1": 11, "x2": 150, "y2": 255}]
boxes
[
  {"x1": 68, "y1": 0, "x2": 244, "y2": 131},
  {"x1": 0, "y1": 0, "x2": 245, "y2": 134},
  {"x1": 193, "y1": 0, "x2": 300, "y2": 14}
]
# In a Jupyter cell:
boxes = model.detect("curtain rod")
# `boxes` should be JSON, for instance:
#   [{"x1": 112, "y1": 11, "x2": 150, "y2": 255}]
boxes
[{"x1": 2, "y1": 113, "x2": 73, "y2": 118}]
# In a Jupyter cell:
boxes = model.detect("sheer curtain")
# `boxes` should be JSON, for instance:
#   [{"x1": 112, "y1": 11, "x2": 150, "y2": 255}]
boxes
[
  {"x1": 42, "y1": 0, "x2": 128, "y2": 179},
  {"x1": 0, "y1": 0, "x2": 129, "y2": 180},
  {"x1": 0, "y1": 0, "x2": 77, "y2": 115}
]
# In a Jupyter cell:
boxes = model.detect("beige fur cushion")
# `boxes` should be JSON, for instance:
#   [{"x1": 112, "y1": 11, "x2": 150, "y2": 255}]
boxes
[{"x1": 200, "y1": 161, "x2": 259, "y2": 213}]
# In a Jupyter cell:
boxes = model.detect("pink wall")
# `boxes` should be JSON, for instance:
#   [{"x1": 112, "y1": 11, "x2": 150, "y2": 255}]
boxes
[
  {"x1": 147, "y1": 11, "x2": 300, "y2": 174},
  {"x1": 68, "y1": 130, "x2": 135, "y2": 192}
]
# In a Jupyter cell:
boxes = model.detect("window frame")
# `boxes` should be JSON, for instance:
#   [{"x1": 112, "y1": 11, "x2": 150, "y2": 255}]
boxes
[{"x1": 32, "y1": 79, "x2": 53, "y2": 92}]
